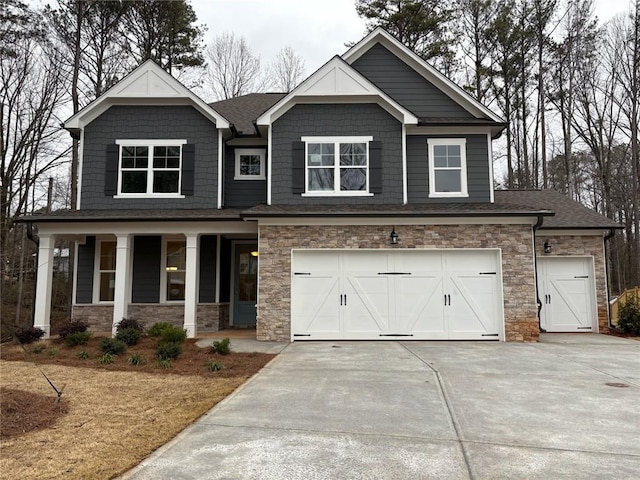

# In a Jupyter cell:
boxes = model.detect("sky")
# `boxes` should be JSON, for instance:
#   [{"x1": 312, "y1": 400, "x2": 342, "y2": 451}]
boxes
[{"x1": 191, "y1": 0, "x2": 636, "y2": 77}]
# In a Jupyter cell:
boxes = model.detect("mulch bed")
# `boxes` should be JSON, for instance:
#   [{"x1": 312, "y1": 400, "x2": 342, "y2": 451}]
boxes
[
  {"x1": 0, "y1": 336, "x2": 275, "y2": 378},
  {"x1": 1, "y1": 388, "x2": 70, "y2": 440}
]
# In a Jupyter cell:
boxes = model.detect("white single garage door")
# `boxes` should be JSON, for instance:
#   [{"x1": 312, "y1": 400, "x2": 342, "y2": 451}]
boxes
[
  {"x1": 538, "y1": 257, "x2": 596, "y2": 332},
  {"x1": 291, "y1": 249, "x2": 503, "y2": 340}
]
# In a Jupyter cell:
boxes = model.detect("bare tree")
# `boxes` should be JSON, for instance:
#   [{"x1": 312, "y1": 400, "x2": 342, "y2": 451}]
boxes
[
  {"x1": 205, "y1": 32, "x2": 264, "y2": 100},
  {"x1": 269, "y1": 46, "x2": 306, "y2": 92}
]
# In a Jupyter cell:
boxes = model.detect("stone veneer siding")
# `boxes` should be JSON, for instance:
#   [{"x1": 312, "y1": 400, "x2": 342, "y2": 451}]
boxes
[
  {"x1": 72, "y1": 303, "x2": 228, "y2": 334},
  {"x1": 257, "y1": 223, "x2": 539, "y2": 342},
  {"x1": 535, "y1": 234, "x2": 609, "y2": 333}
]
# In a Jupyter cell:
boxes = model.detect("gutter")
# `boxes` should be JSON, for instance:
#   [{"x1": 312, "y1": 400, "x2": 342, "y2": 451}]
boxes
[
  {"x1": 26, "y1": 222, "x2": 39, "y2": 324},
  {"x1": 532, "y1": 214, "x2": 545, "y2": 333}
]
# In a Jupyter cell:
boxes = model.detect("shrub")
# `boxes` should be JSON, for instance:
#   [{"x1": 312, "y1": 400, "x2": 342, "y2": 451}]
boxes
[
  {"x1": 159, "y1": 326, "x2": 187, "y2": 345},
  {"x1": 210, "y1": 337, "x2": 231, "y2": 355},
  {"x1": 32, "y1": 343, "x2": 46, "y2": 354},
  {"x1": 206, "y1": 361, "x2": 224, "y2": 372},
  {"x1": 58, "y1": 321, "x2": 88, "y2": 339},
  {"x1": 157, "y1": 358, "x2": 172, "y2": 369},
  {"x1": 98, "y1": 353, "x2": 115, "y2": 364},
  {"x1": 156, "y1": 341, "x2": 182, "y2": 361},
  {"x1": 99, "y1": 338, "x2": 127, "y2": 355},
  {"x1": 128, "y1": 353, "x2": 145, "y2": 366},
  {"x1": 148, "y1": 322, "x2": 174, "y2": 337},
  {"x1": 47, "y1": 347, "x2": 59, "y2": 357},
  {"x1": 116, "y1": 318, "x2": 144, "y2": 333},
  {"x1": 76, "y1": 350, "x2": 90, "y2": 360},
  {"x1": 618, "y1": 295, "x2": 640, "y2": 335},
  {"x1": 63, "y1": 331, "x2": 92, "y2": 347},
  {"x1": 14, "y1": 327, "x2": 45, "y2": 344},
  {"x1": 116, "y1": 327, "x2": 142, "y2": 346}
]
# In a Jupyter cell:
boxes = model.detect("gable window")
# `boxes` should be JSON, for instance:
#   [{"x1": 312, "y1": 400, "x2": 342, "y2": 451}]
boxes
[
  {"x1": 116, "y1": 139, "x2": 187, "y2": 196},
  {"x1": 163, "y1": 239, "x2": 186, "y2": 302},
  {"x1": 427, "y1": 138, "x2": 468, "y2": 198},
  {"x1": 234, "y1": 149, "x2": 265, "y2": 180},
  {"x1": 301, "y1": 136, "x2": 373, "y2": 196},
  {"x1": 95, "y1": 240, "x2": 116, "y2": 302}
]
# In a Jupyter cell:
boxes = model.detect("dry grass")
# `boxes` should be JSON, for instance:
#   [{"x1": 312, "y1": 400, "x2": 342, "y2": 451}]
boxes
[{"x1": 0, "y1": 360, "x2": 248, "y2": 480}]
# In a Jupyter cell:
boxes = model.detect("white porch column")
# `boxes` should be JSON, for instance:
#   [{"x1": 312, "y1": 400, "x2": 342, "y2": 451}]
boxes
[
  {"x1": 184, "y1": 234, "x2": 199, "y2": 338},
  {"x1": 112, "y1": 234, "x2": 132, "y2": 336},
  {"x1": 33, "y1": 234, "x2": 55, "y2": 338}
]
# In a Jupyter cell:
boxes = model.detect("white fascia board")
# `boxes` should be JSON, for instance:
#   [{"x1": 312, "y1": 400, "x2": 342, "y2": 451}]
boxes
[
  {"x1": 256, "y1": 56, "x2": 418, "y2": 126},
  {"x1": 535, "y1": 229, "x2": 609, "y2": 236},
  {"x1": 65, "y1": 60, "x2": 230, "y2": 129},
  {"x1": 342, "y1": 28, "x2": 504, "y2": 123},
  {"x1": 253, "y1": 216, "x2": 539, "y2": 227},
  {"x1": 406, "y1": 125, "x2": 494, "y2": 136},
  {"x1": 34, "y1": 220, "x2": 258, "y2": 237}
]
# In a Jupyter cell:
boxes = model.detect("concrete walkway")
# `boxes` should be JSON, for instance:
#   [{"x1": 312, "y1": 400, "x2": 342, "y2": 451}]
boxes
[{"x1": 121, "y1": 334, "x2": 639, "y2": 479}]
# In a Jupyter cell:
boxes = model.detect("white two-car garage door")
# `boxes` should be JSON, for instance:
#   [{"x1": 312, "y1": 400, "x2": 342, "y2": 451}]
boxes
[{"x1": 291, "y1": 249, "x2": 504, "y2": 340}]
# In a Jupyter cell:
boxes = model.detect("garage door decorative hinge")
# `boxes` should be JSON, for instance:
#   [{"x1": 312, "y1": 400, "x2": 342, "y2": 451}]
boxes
[
  {"x1": 574, "y1": 275, "x2": 589, "y2": 278},
  {"x1": 377, "y1": 272, "x2": 412, "y2": 275},
  {"x1": 479, "y1": 272, "x2": 497, "y2": 275},
  {"x1": 577, "y1": 327, "x2": 592, "y2": 330},
  {"x1": 293, "y1": 272, "x2": 311, "y2": 275},
  {"x1": 379, "y1": 333, "x2": 414, "y2": 337},
  {"x1": 293, "y1": 334, "x2": 312, "y2": 337},
  {"x1": 481, "y1": 333, "x2": 499, "y2": 337}
]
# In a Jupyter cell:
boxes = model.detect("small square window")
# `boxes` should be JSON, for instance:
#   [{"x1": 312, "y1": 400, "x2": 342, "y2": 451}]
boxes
[{"x1": 234, "y1": 149, "x2": 265, "y2": 180}]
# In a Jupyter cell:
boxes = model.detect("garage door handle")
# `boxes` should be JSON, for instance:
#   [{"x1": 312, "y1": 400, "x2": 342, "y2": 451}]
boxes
[
  {"x1": 444, "y1": 294, "x2": 451, "y2": 306},
  {"x1": 340, "y1": 294, "x2": 343, "y2": 306}
]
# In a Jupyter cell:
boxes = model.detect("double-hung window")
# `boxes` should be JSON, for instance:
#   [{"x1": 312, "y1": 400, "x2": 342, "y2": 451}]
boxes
[
  {"x1": 427, "y1": 138, "x2": 468, "y2": 198},
  {"x1": 302, "y1": 136, "x2": 373, "y2": 195},
  {"x1": 163, "y1": 239, "x2": 186, "y2": 302},
  {"x1": 116, "y1": 139, "x2": 187, "y2": 196},
  {"x1": 95, "y1": 240, "x2": 116, "y2": 302}
]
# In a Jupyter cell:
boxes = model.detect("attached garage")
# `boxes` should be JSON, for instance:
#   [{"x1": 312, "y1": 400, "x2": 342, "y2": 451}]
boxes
[
  {"x1": 538, "y1": 256, "x2": 597, "y2": 332},
  {"x1": 291, "y1": 249, "x2": 504, "y2": 340}
]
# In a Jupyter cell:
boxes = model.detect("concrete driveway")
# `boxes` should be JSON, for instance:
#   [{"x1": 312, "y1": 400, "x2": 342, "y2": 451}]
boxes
[{"x1": 122, "y1": 334, "x2": 639, "y2": 479}]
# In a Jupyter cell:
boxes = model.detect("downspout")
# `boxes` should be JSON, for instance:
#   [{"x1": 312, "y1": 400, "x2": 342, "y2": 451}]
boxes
[
  {"x1": 26, "y1": 222, "x2": 39, "y2": 324},
  {"x1": 532, "y1": 215, "x2": 545, "y2": 332},
  {"x1": 604, "y1": 229, "x2": 616, "y2": 329}
]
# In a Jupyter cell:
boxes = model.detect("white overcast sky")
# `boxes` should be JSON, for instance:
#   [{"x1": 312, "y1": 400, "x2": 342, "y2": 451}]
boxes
[{"x1": 192, "y1": 0, "x2": 636, "y2": 76}]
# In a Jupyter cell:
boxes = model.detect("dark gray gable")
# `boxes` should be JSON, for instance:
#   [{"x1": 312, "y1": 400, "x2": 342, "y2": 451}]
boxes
[{"x1": 351, "y1": 43, "x2": 474, "y2": 119}]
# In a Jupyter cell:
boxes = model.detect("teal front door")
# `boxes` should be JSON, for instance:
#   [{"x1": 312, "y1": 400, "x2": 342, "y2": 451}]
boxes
[{"x1": 233, "y1": 244, "x2": 258, "y2": 326}]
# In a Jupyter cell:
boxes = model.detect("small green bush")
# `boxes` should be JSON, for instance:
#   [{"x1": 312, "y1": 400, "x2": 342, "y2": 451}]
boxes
[
  {"x1": 157, "y1": 358, "x2": 172, "y2": 369},
  {"x1": 148, "y1": 322, "x2": 174, "y2": 337},
  {"x1": 116, "y1": 327, "x2": 142, "y2": 346},
  {"x1": 159, "y1": 326, "x2": 187, "y2": 345},
  {"x1": 156, "y1": 341, "x2": 182, "y2": 361},
  {"x1": 206, "y1": 361, "x2": 224, "y2": 372},
  {"x1": 116, "y1": 318, "x2": 144, "y2": 333},
  {"x1": 58, "y1": 321, "x2": 88, "y2": 339},
  {"x1": 128, "y1": 353, "x2": 145, "y2": 366},
  {"x1": 14, "y1": 327, "x2": 45, "y2": 344},
  {"x1": 99, "y1": 338, "x2": 127, "y2": 355},
  {"x1": 32, "y1": 343, "x2": 46, "y2": 354},
  {"x1": 76, "y1": 350, "x2": 90, "y2": 360},
  {"x1": 63, "y1": 331, "x2": 92, "y2": 347},
  {"x1": 98, "y1": 353, "x2": 115, "y2": 364},
  {"x1": 47, "y1": 347, "x2": 59, "y2": 357},
  {"x1": 618, "y1": 295, "x2": 640, "y2": 335},
  {"x1": 210, "y1": 337, "x2": 231, "y2": 355}
]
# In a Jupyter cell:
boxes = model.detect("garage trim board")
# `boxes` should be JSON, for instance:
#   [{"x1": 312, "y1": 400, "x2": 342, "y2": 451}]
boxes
[{"x1": 291, "y1": 249, "x2": 505, "y2": 341}]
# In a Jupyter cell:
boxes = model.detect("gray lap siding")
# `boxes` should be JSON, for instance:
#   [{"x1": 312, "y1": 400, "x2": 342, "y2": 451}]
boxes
[
  {"x1": 271, "y1": 103, "x2": 403, "y2": 205},
  {"x1": 407, "y1": 134, "x2": 491, "y2": 203},
  {"x1": 81, "y1": 105, "x2": 218, "y2": 210}
]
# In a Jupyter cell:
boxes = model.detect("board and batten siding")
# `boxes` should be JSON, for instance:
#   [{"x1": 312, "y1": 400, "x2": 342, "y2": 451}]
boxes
[
  {"x1": 76, "y1": 236, "x2": 95, "y2": 304},
  {"x1": 224, "y1": 146, "x2": 267, "y2": 207},
  {"x1": 81, "y1": 105, "x2": 218, "y2": 210},
  {"x1": 271, "y1": 103, "x2": 402, "y2": 205},
  {"x1": 406, "y1": 135, "x2": 491, "y2": 203},
  {"x1": 131, "y1": 236, "x2": 161, "y2": 303},
  {"x1": 351, "y1": 43, "x2": 474, "y2": 119}
]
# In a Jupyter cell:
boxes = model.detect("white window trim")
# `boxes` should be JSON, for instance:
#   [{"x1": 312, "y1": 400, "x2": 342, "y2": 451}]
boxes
[
  {"x1": 234, "y1": 148, "x2": 266, "y2": 180},
  {"x1": 160, "y1": 237, "x2": 186, "y2": 304},
  {"x1": 427, "y1": 138, "x2": 469, "y2": 198},
  {"x1": 301, "y1": 136, "x2": 373, "y2": 196},
  {"x1": 115, "y1": 139, "x2": 187, "y2": 197},
  {"x1": 93, "y1": 238, "x2": 116, "y2": 304}
]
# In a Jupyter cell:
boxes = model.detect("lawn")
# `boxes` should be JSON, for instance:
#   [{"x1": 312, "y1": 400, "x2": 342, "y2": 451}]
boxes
[{"x1": 0, "y1": 336, "x2": 275, "y2": 480}]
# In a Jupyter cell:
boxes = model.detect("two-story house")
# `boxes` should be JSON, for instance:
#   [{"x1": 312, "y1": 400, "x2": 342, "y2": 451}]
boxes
[{"x1": 24, "y1": 28, "x2": 620, "y2": 342}]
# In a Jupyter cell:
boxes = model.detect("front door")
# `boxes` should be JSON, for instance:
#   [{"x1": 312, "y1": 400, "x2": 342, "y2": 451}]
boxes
[{"x1": 233, "y1": 244, "x2": 258, "y2": 327}]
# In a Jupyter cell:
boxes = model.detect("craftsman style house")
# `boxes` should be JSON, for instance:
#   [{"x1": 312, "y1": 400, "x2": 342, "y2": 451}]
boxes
[{"x1": 25, "y1": 28, "x2": 620, "y2": 342}]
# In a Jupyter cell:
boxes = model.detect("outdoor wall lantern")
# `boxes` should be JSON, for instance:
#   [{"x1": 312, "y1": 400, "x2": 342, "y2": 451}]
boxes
[
  {"x1": 543, "y1": 240, "x2": 552, "y2": 254},
  {"x1": 390, "y1": 227, "x2": 399, "y2": 245}
]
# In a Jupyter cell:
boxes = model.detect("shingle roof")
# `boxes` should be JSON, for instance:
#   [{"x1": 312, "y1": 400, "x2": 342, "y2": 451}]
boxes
[
  {"x1": 16, "y1": 208, "x2": 244, "y2": 223},
  {"x1": 494, "y1": 190, "x2": 622, "y2": 229},
  {"x1": 210, "y1": 93, "x2": 285, "y2": 135}
]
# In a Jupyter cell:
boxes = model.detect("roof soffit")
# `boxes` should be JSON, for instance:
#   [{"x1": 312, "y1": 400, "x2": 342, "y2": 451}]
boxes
[{"x1": 65, "y1": 60, "x2": 229, "y2": 129}]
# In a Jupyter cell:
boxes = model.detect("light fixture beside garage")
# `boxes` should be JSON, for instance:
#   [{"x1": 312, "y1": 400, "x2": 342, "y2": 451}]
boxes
[
  {"x1": 543, "y1": 240, "x2": 552, "y2": 254},
  {"x1": 390, "y1": 227, "x2": 398, "y2": 245},
  {"x1": 250, "y1": 250, "x2": 259, "y2": 257}
]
